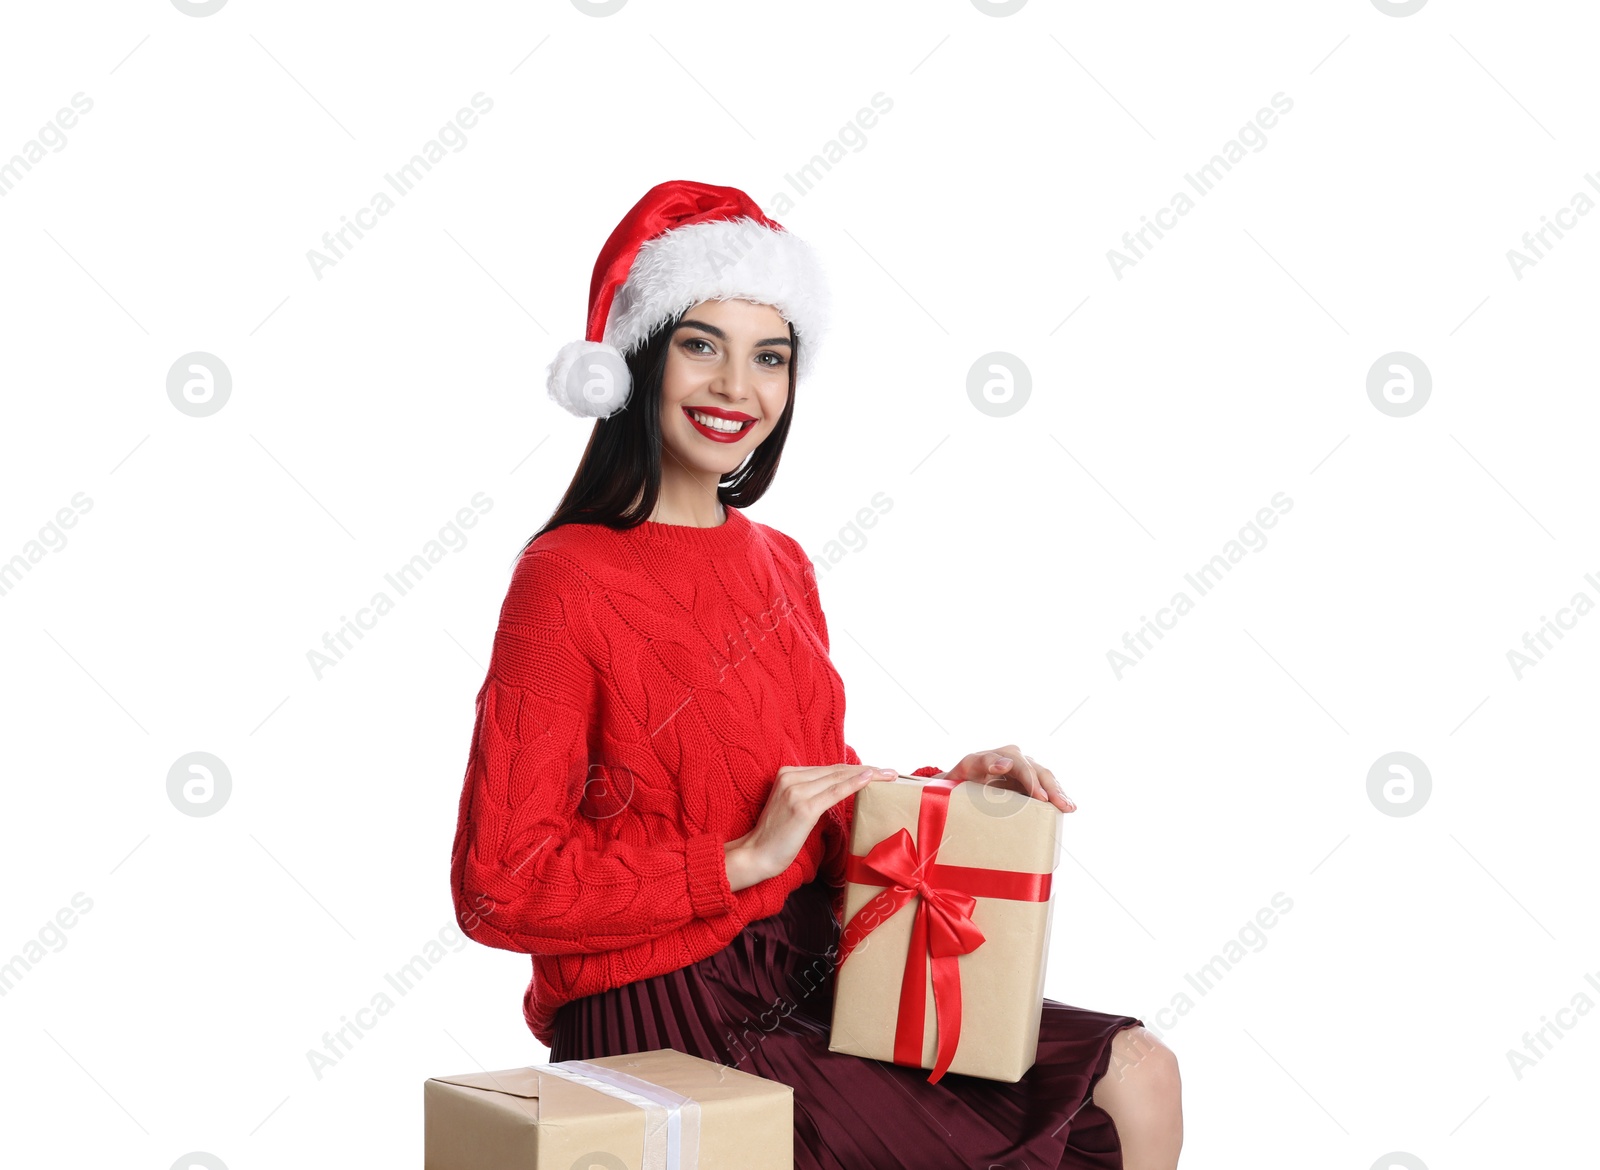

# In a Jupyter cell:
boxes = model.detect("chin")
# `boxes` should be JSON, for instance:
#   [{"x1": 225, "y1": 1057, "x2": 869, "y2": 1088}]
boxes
[{"x1": 668, "y1": 443, "x2": 742, "y2": 477}]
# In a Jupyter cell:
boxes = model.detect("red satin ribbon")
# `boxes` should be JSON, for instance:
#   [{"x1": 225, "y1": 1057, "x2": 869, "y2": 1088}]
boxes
[{"x1": 835, "y1": 778, "x2": 1053, "y2": 1083}]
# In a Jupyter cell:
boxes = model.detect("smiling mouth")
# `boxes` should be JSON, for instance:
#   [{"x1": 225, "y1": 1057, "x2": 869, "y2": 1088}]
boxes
[{"x1": 684, "y1": 407, "x2": 757, "y2": 436}]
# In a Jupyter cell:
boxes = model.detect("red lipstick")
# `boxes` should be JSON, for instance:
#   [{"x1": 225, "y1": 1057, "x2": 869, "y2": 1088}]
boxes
[{"x1": 683, "y1": 405, "x2": 757, "y2": 443}]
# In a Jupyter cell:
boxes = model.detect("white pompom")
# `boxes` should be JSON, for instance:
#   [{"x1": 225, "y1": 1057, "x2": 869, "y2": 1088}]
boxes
[{"x1": 545, "y1": 339, "x2": 633, "y2": 418}]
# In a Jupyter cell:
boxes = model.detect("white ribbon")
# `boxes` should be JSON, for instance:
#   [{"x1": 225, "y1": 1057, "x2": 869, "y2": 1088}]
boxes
[{"x1": 536, "y1": 1059, "x2": 702, "y2": 1170}]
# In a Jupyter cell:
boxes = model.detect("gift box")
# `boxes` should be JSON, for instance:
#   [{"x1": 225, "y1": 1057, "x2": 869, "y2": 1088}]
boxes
[
  {"x1": 424, "y1": 1046, "x2": 792, "y2": 1169},
  {"x1": 828, "y1": 774, "x2": 1059, "y2": 1083}
]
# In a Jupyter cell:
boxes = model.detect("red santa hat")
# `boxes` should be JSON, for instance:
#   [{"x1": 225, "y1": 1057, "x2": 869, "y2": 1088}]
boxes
[{"x1": 546, "y1": 179, "x2": 830, "y2": 419}]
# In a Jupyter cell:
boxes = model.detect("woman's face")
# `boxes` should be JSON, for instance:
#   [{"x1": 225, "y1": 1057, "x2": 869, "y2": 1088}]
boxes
[{"x1": 657, "y1": 297, "x2": 792, "y2": 478}]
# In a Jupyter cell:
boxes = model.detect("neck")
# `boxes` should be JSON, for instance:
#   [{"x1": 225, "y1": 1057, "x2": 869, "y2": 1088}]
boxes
[{"x1": 650, "y1": 460, "x2": 726, "y2": 527}]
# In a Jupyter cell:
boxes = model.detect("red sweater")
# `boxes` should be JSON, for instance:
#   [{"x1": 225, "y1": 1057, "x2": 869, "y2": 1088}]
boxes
[{"x1": 449, "y1": 503, "x2": 943, "y2": 1047}]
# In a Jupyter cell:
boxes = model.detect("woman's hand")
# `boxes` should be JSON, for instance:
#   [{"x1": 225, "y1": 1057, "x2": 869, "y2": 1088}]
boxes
[
  {"x1": 723, "y1": 763, "x2": 897, "y2": 891},
  {"x1": 939, "y1": 746, "x2": 1075, "y2": 814}
]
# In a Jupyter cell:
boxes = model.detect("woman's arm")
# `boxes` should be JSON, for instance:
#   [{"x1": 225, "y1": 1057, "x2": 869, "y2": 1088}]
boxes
[{"x1": 449, "y1": 551, "x2": 740, "y2": 957}]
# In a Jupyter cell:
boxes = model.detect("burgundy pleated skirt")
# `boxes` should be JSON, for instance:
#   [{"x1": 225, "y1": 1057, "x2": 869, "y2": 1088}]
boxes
[{"x1": 548, "y1": 878, "x2": 1143, "y2": 1169}]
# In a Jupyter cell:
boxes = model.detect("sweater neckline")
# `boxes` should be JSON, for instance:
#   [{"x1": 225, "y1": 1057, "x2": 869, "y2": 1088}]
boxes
[{"x1": 632, "y1": 502, "x2": 752, "y2": 551}]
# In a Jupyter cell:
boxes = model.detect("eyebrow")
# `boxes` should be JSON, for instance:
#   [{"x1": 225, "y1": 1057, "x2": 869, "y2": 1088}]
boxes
[{"x1": 675, "y1": 318, "x2": 792, "y2": 348}]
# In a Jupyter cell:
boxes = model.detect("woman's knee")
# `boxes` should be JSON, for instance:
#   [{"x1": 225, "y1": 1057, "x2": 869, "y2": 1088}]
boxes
[{"x1": 1102, "y1": 1026, "x2": 1182, "y2": 1107}]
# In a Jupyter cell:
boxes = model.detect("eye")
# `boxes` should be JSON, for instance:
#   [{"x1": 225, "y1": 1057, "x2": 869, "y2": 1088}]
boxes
[
  {"x1": 757, "y1": 351, "x2": 789, "y2": 367},
  {"x1": 680, "y1": 337, "x2": 715, "y2": 355}
]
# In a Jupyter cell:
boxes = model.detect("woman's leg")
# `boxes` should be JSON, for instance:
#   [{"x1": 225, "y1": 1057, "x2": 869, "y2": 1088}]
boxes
[{"x1": 1090, "y1": 1025, "x2": 1183, "y2": 1169}]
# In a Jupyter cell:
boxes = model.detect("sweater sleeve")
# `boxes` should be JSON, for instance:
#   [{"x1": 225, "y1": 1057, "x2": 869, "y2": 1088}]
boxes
[{"x1": 450, "y1": 550, "x2": 739, "y2": 958}]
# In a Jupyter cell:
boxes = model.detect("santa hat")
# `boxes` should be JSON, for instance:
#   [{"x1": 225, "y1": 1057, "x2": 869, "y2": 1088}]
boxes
[{"x1": 545, "y1": 179, "x2": 830, "y2": 419}]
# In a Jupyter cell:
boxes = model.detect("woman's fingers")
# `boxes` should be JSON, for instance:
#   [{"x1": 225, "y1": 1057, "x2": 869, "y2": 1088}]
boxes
[
  {"x1": 955, "y1": 750, "x2": 1012, "y2": 783},
  {"x1": 782, "y1": 763, "x2": 893, "y2": 788},
  {"x1": 1026, "y1": 754, "x2": 1076, "y2": 813},
  {"x1": 961, "y1": 747, "x2": 1077, "y2": 813},
  {"x1": 987, "y1": 748, "x2": 1044, "y2": 799},
  {"x1": 789, "y1": 756, "x2": 1076, "y2": 819},
  {"x1": 1003, "y1": 751, "x2": 1060, "y2": 808},
  {"x1": 801, "y1": 764, "x2": 893, "y2": 812}
]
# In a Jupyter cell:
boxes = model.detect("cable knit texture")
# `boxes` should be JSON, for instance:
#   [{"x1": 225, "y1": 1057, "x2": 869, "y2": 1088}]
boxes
[{"x1": 449, "y1": 503, "x2": 943, "y2": 1047}]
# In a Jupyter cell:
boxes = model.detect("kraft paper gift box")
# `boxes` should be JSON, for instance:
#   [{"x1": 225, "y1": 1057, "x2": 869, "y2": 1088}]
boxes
[
  {"x1": 424, "y1": 1047, "x2": 792, "y2": 1170},
  {"x1": 828, "y1": 773, "x2": 1060, "y2": 1083}
]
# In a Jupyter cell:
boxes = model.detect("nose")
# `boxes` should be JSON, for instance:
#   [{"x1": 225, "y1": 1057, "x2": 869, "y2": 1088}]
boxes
[{"x1": 708, "y1": 360, "x2": 756, "y2": 404}]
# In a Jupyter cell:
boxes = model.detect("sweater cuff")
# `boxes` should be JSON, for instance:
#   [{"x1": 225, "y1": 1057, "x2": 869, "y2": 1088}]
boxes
[{"x1": 684, "y1": 832, "x2": 737, "y2": 919}]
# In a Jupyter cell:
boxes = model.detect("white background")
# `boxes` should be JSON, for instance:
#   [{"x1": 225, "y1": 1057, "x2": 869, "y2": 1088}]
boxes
[{"x1": 2, "y1": 1, "x2": 1595, "y2": 1166}]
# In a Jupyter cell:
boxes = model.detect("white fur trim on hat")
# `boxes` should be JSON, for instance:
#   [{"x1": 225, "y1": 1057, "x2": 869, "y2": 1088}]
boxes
[
  {"x1": 546, "y1": 338, "x2": 633, "y2": 418},
  {"x1": 604, "y1": 217, "x2": 830, "y2": 379}
]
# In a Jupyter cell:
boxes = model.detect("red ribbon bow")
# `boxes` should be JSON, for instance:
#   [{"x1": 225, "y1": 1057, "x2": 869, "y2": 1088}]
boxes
[{"x1": 835, "y1": 777, "x2": 1052, "y2": 1083}]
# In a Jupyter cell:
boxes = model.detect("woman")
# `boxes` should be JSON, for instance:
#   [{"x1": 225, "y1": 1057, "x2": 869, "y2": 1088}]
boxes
[{"x1": 449, "y1": 180, "x2": 1182, "y2": 1168}]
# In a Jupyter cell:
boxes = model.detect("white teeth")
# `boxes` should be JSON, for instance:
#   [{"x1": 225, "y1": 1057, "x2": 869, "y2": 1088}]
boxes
[{"x1": 688, "y1": 409, "x2": 749, "y2": 433}]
